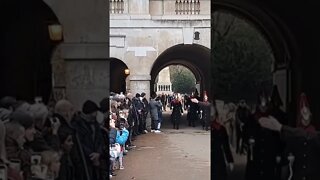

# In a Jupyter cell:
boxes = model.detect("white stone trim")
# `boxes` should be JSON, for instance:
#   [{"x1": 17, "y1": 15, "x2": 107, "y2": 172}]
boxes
[
  {"x1": 129, "y1": 75, "x2": 151, "y2": 81},
  {"x1": 127, "y1": 47, "x2": 156, "y2": 56},
  {"x1": 110, "y1": 19, "x2": 210, "y2": 28}
]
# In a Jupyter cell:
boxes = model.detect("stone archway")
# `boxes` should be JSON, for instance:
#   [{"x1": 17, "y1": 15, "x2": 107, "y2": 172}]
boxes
[
  {"x1": 150, "y1": 44, "x2": 211, "y2": 100},
  {"x1": 110, "y1": 58, "x2": 129, "y2": 94},
  {"x1": 213, "y1": 0, "x2": 301, "y2": 125},
  {"x1": 1, "y1": 0, "x2": 60, "y2": 103}
]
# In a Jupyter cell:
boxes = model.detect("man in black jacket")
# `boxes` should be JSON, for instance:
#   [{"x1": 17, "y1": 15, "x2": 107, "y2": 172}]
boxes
[{"x1": 72, "y1": 100, "x2": 104, "y2": 180}]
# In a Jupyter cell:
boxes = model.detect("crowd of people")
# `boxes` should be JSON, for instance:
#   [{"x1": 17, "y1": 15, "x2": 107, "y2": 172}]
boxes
[
  {"x1": 0, "y1": 96, "x2": 110, "y2": 180},
  {"x1": 108, "y1": 91, "x2": 169, "y2": 178},
  {"x1": 1, "y1": 84, "x2": 319, "y2": 180},
  {"x1": 204, "y1": 85, "x2": 320, "y2": 180}
]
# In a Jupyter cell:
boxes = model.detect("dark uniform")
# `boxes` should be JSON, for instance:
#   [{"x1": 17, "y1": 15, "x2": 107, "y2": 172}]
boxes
[
  {"x1": 235, "y1": 105, "x2": 251, "y2": 154},
  {"x1": 244, "y1": 107, "x2": 282, "y2": 180},
  {"x1": 170, "y1": 99, "x2": 183, "y2": 129},
  {"x1": 269, "y1": 85, "x2": 289, "y2": 180},
  {"x1": 187, "y1": 96, "x2": 200, "y2": 127},
  {"x1": 281, "y1": 126, "x2": 320, "y2": 180},
  {"x1": 212, "y1": 121, "x2": 234, "y2": 180},
  {"x1": 198, "y1": 101, "x2": 212, "y2": 131}
]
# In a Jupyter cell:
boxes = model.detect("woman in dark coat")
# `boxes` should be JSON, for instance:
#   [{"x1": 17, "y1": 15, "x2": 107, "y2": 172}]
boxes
[
  {"x1": 57, "y1": 127, "x2": 76, "y2": 180},
  {"x1": 170, "y1": 95, "x2": 183, "y2": 130}
]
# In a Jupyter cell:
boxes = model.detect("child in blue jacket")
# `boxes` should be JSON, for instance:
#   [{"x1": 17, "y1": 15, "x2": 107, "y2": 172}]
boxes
[{"x1": 115, "y1": 118, "x2": 129, "y2": 170}]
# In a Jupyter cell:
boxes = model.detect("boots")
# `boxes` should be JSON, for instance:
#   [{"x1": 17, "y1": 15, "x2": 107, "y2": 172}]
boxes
[{"x1": 176, "y1": 123, "x2": 179, "y2": 130}]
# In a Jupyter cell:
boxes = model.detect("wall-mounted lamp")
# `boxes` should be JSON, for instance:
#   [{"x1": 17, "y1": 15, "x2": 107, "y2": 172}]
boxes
[
  {"x1": 124, "y1": 68, "x2": 130, "y2": 75},
  {"x1": 48, "y1": 23, "x2": 63, "y2": 41},
  {"x1": 194, "y1": 31, "x2": 200, "y2": 40}
]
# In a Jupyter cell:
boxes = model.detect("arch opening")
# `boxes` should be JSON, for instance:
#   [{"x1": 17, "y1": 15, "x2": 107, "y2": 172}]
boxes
[
  {"x1": 151, "y1": 43, "x2": 211, "y2": 100},
  {"x1": 154, "y1": 65, "x2": 197, "y2": 95},
  {"x1": 110, "y1": 58, "x2": 129, "y2": 94},
  {"x1": 1, "y1": 0, "x2": 62, "y2": 103}
]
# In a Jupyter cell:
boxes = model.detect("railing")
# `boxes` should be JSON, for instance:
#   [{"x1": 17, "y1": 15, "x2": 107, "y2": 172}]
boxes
[
  {"x1": 175, "y1": 0, "x2": 200, "y2": 15},
  {"x1": 110, "y1": 0, "x2": 124, "y2": 14}
]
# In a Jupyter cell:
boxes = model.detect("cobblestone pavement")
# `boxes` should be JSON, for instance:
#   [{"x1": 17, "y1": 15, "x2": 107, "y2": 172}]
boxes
[
  {"x1": 111, "y1": 112, "x2": 210, "y2": 180},
  {"x1": 111, "y1": 111, "x2": 247, "y2": 180}
]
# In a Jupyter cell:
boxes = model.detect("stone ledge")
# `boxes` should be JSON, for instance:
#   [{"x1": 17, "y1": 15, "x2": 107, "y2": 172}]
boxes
[
  {"x1": 60, "y1": 43, "x2": 109, "y2": 59},
  {"x1": 129, "y1": 75, "x2": 151, "y2": 81},
  {"x1": 151, "y1": 15, "x2": 210, "y2": 20}
]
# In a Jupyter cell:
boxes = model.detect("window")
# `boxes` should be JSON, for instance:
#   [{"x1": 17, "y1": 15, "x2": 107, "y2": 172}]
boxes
[
  {"x1": 175, "y1": 0, "x2": 200, "y2": 15},
  {"x1": 110, "y1": 0, "x2": 124, "y2": 14}
]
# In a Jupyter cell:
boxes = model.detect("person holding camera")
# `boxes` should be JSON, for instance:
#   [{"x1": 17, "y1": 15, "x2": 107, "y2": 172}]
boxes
[{"x1": 52, "y1": 99, "x2": 90, "y2": 180}]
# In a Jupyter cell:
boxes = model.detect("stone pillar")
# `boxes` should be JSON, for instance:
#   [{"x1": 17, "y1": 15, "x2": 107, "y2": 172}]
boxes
[
  {"x1": 129, "y1": 75, "x2": 151, "y2": 100},
  {"x1": 65, "y1": 59, "x2": 110, "y2": 111},
  {"x1": 58, "y1": 43, "x2": 109, "y2": 111}
]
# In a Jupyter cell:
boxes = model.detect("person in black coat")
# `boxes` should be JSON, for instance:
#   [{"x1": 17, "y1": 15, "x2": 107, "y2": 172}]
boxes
[
  {"x1": 259, "y1": 93, "x2": 320, "y2": 180},
  {"x1": 235, "y1": 99, "x2": 251, "y2": 155},
  {"x1": 243, "y1": 90, "x2": 282, "y2": 180},
  {"x1": 269, "y1": 85, "x2": 288, "y2": 180},
  {"x1": 72, "y1": 100, "x2": 104, "y2": 180},
  {"x1": 191, "y1": 91, "x2": 211, "y2": 131},
  {"x1": 57, "y1": 127, "x2": 76, "y2": 180},
  {"x1": 52, "y1": 99, "x2": 90, "y2": 180},
  {"x1": 187, "y1": 92, "x2": 200, "y2": 127},
  {"x1": 170, "y1": 95, "x2": 183, "y2": 130},
  {"x1": 211, "y1": 103, "x2": 234, "y2": 180}
]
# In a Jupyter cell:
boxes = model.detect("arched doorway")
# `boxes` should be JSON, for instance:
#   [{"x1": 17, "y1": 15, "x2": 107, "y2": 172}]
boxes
[
  {"x1": 150, "y1": 44, "x2": 211, "y2": 100},
  {"x1": 110, "y1": 58, "x2": 129, "y2": 94},
  {"x1": 213, "y1": 0, "x2": 301, "y2": 126},
  {"x1": 1, "y1": 0, "x2": 61, "y2": 103},
  {"x1": 212, "y1": 1, "x2": 303, "y2": 179}
]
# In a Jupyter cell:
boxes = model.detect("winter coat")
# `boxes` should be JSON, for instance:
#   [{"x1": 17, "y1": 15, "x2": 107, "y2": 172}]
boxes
[
  {"x1": 54, "y1": 113, "x2": 90, "y2": 180},
  {"x1": 116, "y1": 129, "x2": 129, "y2": 145},
  {"x1": 244, "y1": 109, "x2": 282, "y2": 180},
  {"x1": 149, "y1": 99, "x2": 162, "y2": 121},
  {"x1": 212, "y1": 124, "x2": 234, "y2": 180},
  {"x1": 57, "y1": 153, "x2": 75, "y2": 180},
  {"x1": 109, "y1": 128, "x2": 117, "y2": 144},
  {"x1": 281, "y1": 126, "x2": 320, "y2": 180},
  {"x1": 72, "y1": 113, "x2": 104, "y2": 180},
  {"x1": 170, "y1": 100, "x2": 183, "y2": 123}
]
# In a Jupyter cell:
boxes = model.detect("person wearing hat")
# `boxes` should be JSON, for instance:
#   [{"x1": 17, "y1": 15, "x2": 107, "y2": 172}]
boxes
[
  {"x1": 191, "y1": 91, "x2": 212, "y2": 131},
  {"x1": 131, "y1": 93, "x2": 144, "y2": 136},
  {"x1": 269, "y1": 85, "x2": 289, "y2": 180},
  {"x1": 187, "y1": 90, "x2": 200, "y2": 127},
  {"x1": 72, "y1": 100, "x2": 104, "y2": 180},
  {"x1": 243, "y1": 89, "x2": 282, "y2": 180},
  {"x1": 235, "y1": 99, "x2": 251, "y2": 155},
  {"x1": 258, "y1": 92, "x2": 320, "y2": 180}
]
